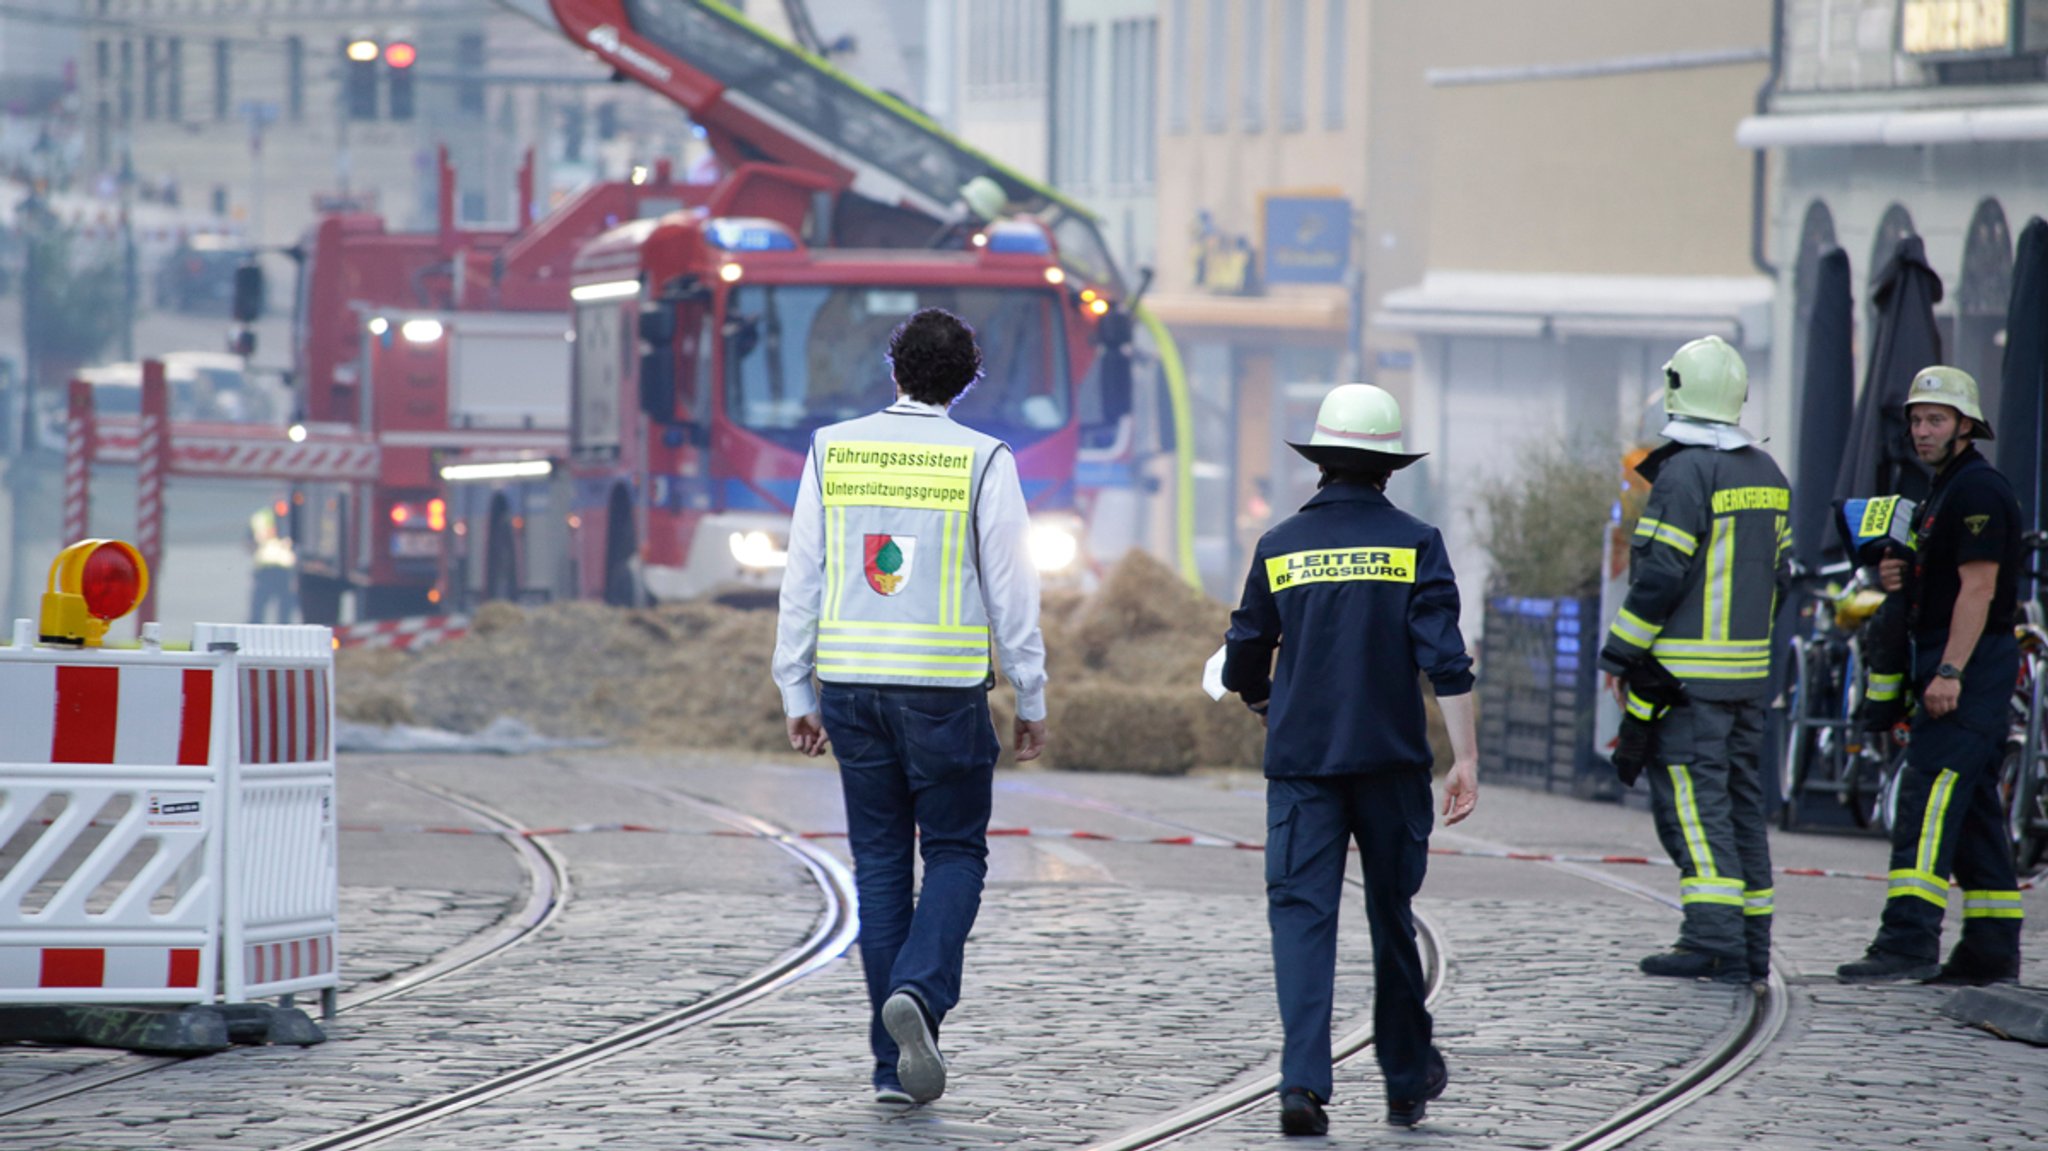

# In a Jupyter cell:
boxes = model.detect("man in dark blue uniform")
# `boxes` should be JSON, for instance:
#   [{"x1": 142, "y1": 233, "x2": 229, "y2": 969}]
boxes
[
  {"x1": 1839, "y1": 367, "x2": 2026, "y2": 984},
  {"x1": 1223, "y1": 383, "x2": 1480, "y2": 1138}
]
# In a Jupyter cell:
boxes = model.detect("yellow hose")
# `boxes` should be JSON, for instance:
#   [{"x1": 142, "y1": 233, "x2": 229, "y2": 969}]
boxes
[{"x1": 1135, "y1": 304, "x2": 1201, "y2": 589}]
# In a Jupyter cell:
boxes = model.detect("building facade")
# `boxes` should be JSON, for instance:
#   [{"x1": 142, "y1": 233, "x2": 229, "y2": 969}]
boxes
[
  {"x1": 1744, "y1": 0, "x2": 2048, "y2": 460},
  {"x1": 76, "y1": 0, "x2": 685, "y2": 250},
  {"x1": 1145, "y1": 0, "x2": 1775, "y2": 604}
]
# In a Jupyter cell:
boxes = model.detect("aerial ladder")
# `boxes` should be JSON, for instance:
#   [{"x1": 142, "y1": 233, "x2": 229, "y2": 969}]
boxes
[{"x1": 494, "y1": 0, "x2": 1201, "y2": 585}]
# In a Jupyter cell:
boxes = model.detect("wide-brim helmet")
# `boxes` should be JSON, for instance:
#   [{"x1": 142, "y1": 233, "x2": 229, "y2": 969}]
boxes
[{"x1": 1286, "y1": 383, "x2": 1428, "y2": 470}]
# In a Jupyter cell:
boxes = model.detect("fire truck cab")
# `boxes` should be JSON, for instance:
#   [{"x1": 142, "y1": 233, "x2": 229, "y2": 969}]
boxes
[{"x1": 560, "y1": 200, "x2": 1113, "y2": 605}]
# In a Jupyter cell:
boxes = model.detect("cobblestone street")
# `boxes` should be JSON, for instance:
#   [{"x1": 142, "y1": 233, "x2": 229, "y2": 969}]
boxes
[{"x1": 2, "y1": 750, "x2": 2042, "y2": 1148}]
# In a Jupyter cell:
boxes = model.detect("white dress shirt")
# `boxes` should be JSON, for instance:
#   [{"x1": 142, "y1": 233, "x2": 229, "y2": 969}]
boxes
[{"x1": 773, "y1": 398, "x2": 1049, "y2": 721}]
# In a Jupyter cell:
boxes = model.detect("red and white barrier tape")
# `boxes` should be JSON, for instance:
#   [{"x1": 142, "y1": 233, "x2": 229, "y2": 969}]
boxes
[{"x1": 330, "y1": 820, "x2": 2039, "y2": 889}]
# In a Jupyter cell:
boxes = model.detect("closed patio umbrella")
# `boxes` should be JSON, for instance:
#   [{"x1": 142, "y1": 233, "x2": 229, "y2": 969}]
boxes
[{"x1": 1834, "y1": 235, "x2": 1945, "y2": 505}]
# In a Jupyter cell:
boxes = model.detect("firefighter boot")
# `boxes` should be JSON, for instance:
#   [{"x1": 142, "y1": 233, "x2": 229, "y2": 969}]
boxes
[
  {"x1": 1929, "y1": 940, "x2": 2021, "y2": 986},
  {"x1": 1640, "y1": 948, "x2": 1750, "y2": 984},
  {"x1": 1836, "y1": 947, "x2": 1942, "y2": 983}
]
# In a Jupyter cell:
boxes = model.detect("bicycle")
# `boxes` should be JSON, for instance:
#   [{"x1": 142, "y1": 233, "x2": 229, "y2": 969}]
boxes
[
  {"x1": 1780, "y1": 569, "x2": 1906, "y2": 832},
  {"x1": 1997, "y1": 536, "x2": 2048, "y2": 874}
]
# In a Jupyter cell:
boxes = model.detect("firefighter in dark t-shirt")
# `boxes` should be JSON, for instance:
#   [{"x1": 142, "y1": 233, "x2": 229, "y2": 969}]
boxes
[{"x1": 1838, "y1": 367, "x2": 2026, "y2": 985}]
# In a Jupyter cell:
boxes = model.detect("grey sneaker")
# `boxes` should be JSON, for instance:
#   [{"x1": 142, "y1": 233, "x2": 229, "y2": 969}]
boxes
[
  {"x1": 882, "y1": 991, "x2": 947, "y2": 1103},
  {"x1": 873, "y1": 1083, "x2": 915, "y2": 1105}
]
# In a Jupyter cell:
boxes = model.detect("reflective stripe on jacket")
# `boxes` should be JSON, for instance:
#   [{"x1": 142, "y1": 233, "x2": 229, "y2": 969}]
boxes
[
  {"x1": 1600, "y1": 442, "x2": 1792, "y2": 702},
  {"x1": 810, "y1": 410, "x2": 1001, "y2": 688}
]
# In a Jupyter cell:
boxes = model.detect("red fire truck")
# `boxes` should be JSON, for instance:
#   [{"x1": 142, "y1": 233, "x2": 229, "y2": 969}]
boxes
[
  {"x1": 444, "y1": 0, "x2": 1179, "y2": 607},
  {"x1": 287, "y1": 149, "x2": 714, "y2": 622}
]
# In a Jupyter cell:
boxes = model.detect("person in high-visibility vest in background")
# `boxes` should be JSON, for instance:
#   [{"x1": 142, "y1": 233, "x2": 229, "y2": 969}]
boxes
[
  {"x1": 249, "y1": 501, "x2": 297, "y2": 624},
  {"x1": 1222, "y1": 383, "x2": 1479, "y2": 1138},
  {"x1": 772, "y1": 308, "x2": 1048, "y2": 1107}
]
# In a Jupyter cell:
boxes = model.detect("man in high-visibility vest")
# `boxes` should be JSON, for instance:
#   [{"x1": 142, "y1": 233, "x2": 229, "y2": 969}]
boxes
[
  {"x1": 1598, "y1": 335, "x2": 1791, "y2": 987},
  {"x1": 1838, "y1": 367, "x2": 2025, "y2": 984},
  {"x1": 1223, "y1": 383, "x2": 1480, "y2": 1137},
  {"x1": 773, "y1": 308, "x2": 1048, "y2": 1107}
]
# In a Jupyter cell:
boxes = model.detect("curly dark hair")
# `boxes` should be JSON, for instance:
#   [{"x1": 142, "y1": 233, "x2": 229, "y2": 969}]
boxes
[{"x1": 887, "y1": 308, "x2": 984, "y2": 407}]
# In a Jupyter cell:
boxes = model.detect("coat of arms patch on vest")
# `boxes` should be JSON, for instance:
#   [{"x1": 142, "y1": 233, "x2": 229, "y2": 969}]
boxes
[{"x1": 863, "y1": 534, "x2": 917, "y2": 596}]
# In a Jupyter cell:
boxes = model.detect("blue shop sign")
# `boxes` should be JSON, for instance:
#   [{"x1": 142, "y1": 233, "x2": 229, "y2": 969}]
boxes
[{"x1": 1263, "y1": 196, "x2": 1351, "y2": 285}]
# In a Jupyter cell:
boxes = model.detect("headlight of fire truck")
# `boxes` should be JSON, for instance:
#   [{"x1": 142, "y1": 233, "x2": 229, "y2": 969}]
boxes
[
  {"x1": 729, "y1": 530, "x2": 788, "y2": 569},
  {"x1": 1028, "y1": 517, "x2": 1083, "y2": 574}
]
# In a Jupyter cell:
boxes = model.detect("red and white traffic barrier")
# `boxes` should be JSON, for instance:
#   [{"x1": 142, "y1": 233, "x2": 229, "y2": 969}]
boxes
[
  {"x1": 0, "y1": 623, "x2": 341, "y2": 1015},
  {"x1": 333, "y1": 615, "x2": 471, "y2": 652}
]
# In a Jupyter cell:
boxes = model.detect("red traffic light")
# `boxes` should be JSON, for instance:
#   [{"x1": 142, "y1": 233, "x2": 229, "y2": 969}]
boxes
[{"x1": 385, "y1": 41, "x2": 416, "y2": 69}]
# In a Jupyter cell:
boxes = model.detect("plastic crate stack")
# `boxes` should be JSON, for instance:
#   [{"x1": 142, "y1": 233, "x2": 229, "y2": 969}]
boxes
[{"x1": 1477, "y1": 595, "x2": 1602, "y2": 796}]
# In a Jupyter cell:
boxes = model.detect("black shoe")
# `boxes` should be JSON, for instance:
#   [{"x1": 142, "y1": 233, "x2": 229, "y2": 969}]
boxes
[
  {"x1": 1278, "y1": 1088, "x2": 1327, "y2": 1136},
  {"x1": 1640, "y1": 948, "x2": 1751, "y2": 984},
  {"x1": 881, "y1": 991, "x2": 947, "y2": 1103},
  {"x1": 1836, "y1": 948, "x2": 1942, "y2": 983},
  {"x1": 1386, "y1": 1050, "x2": 1448, "y2": 1127},
  {"x1": 1925, "y1": 951, "x2": 2021, "y2": 986}
]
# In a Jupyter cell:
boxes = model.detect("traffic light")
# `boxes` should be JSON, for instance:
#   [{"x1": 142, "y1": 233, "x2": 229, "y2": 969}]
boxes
[
  {"x1": 345, "y1": 38, "x2": 379, "y2": 120},
  {"x1": 40, "y1": 539, "x2": 150, "y2": 647},
  {"x1": 385, "y1": 41, "x2": 416, "y2": 121}
]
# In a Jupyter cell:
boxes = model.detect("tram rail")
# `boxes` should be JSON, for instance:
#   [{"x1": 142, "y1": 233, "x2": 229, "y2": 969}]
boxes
[{"x1": 0, "y1": 770, "x2": 571, "y2": 1120}]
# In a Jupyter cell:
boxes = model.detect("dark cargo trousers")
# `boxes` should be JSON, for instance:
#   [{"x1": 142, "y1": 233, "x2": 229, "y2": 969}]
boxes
[
  {"x1": 1265, "y1": 767, "x2": 1436, "y2": 1104},
  {"x1": 1646, "y1": 700, "x2": 1774, "y2": 974},
  {"x1": 1874, "y1": 635, "x2": 2025, "y2": 965}
]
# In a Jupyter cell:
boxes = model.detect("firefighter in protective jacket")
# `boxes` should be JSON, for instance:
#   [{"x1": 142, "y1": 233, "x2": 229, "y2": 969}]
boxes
[{"x1": 1599, "y1": 335, "x2": 1792, "y2": 986}]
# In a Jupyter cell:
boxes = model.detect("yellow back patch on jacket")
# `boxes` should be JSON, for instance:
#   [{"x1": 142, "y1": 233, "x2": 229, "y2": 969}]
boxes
[
  {"x1": 1266, "y1": 548, "x2": 1418, "y2": 591},
  {"x1": 1711, "y1": 486, "x2": 1790, "y2": 514}
]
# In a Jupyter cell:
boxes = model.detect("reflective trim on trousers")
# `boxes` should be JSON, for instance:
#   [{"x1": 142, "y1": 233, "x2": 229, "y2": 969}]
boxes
[
  {"x1": 1888, "y1": 868, "x2": 1950, "y2": 908},
  {"x1": 1671, "y1": 764, "x2": 1720, "y2": 879},
  {"x1": 1680, "y1": 875, "x2": 1746, "y2": 907},
  {"x1": 1962, "y1": 890, "x2": 2026, "y2": 920},
  {"x1": 1915, "y1": 769, "x2": 1961, "y2": 878}
]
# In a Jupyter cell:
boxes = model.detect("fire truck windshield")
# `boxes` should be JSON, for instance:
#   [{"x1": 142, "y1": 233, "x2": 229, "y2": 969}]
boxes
[{"x1": 724, "y1": 285, "x2": 1070, "y2": 448}]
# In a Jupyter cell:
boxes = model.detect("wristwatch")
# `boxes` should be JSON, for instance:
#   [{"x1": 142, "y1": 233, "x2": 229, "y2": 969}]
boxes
[{"x1": 1936, "y1": 663, "x2": 1964, "y2": 681}]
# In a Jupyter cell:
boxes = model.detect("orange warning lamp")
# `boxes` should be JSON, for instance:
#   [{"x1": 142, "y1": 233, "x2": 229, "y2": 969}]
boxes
[{"x1": 40, "y1": 540, "x2": 150, "y2": 647}]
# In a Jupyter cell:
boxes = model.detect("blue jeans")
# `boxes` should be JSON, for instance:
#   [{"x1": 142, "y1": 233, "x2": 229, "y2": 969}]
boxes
[{"x1": 820, "y1": 683, "x2": 999, "y2": 1087}]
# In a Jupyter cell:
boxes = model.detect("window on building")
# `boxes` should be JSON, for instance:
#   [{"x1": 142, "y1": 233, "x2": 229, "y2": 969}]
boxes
[
  {"x1": 1242, "y1": 0, "x2": 1265, "y2": 131},
  {"x1": 1139, "y1": 18, "x2": 1158, "y2": 182},
  {"x1": 458, "y1": 34, "x2": 486, "y2": 116},
  {"x1": 967, "y1": 0, "x2": 1047, "y2": 97},
  {"x1": 1280, "y1": 0, "x2": 1306, "y2": 130},
  {"x1": 213, "y1": 38, "x2": 230, "y2": 121},
  {"x1": 1203, "y1": 0, "x2": 1228, "y2": 132},
  {"x1": 1109, "y1": 22, "x2": 1132, "y2": 186},
  {"x1": 96, "y1": 38, "x2": 109, "y2": 83},
  {"x1": 1323, "y1": 0, "x2": 1345, "y2": 129},
  {"x1": 166, "y1": 38, "x2": 182, "y2": 121},
  {"x1": 1060, "y1": 24, "x2": 1097, "y2": 190},
  {"x1": 1167, "y1": 0, "x2": 1188, "y2": 133},
  {"x1": 286, "y1": 36, "x2": 304, "y2": 121},
  {"x1": 143, "y1": 37, "x2": 158, "y2": 121},
  {"x1": 118, "y1": 39, "x2": 133, "y2": 125},
  {"x1": 1109, "y1": 18, "x2": 1160, "y2": 188}
]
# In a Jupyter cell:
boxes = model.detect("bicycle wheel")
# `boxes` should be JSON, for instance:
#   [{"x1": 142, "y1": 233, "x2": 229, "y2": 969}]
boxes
[
  {"x1": 2008, "y1": 659, "x2": 2048, "y2": 872},
  {"x1": 1779, "y1": 637, "x2": 1813, "y2": 830}
]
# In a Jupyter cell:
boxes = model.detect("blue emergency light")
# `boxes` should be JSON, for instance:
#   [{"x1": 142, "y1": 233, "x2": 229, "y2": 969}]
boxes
[
  {"x1": 705, "y1": 218, "x2": 800, "y2": 252},
  {"x1": 981, "y1": 220, "x2": 1052, "y2": 255}
]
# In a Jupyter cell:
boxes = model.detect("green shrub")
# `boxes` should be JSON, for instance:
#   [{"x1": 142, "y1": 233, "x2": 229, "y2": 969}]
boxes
[{"x1": 1471, "y1": 440, "x2": 1618, "y2": 598}]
